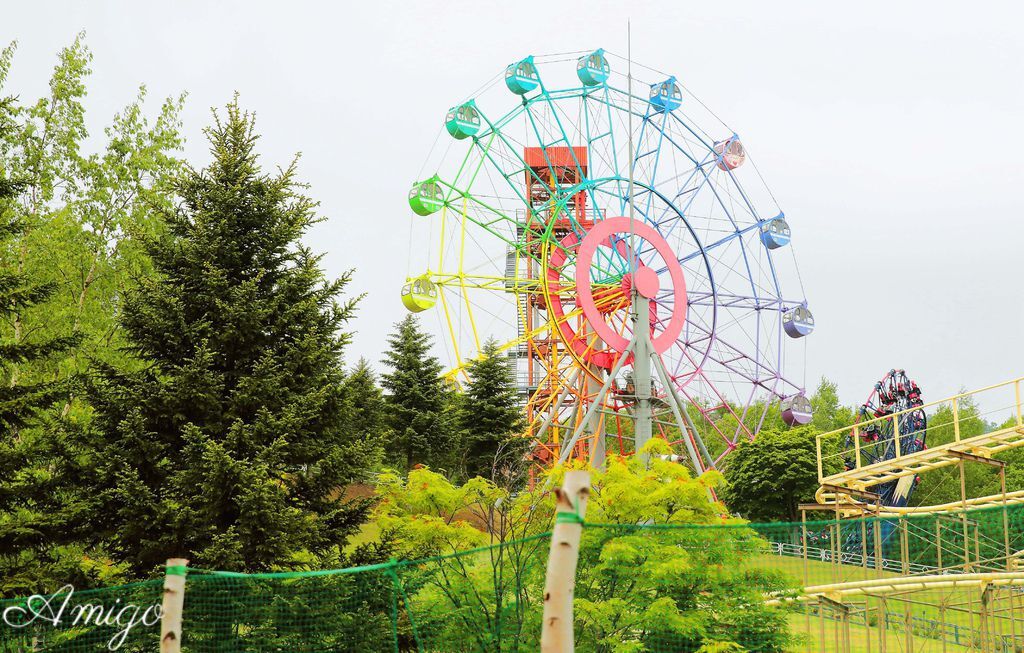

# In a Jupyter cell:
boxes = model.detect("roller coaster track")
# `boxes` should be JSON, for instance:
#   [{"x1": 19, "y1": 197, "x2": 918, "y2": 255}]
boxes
[
  {"x1": 814, "y1": 488, "x2": 1024, "y2": 517},
  {"x1": 812, "y1": 376, "x2": 1024, "y2": 508},
  {"x1": 766, "y1": 571, "x2": 1024, "y2": 606}
]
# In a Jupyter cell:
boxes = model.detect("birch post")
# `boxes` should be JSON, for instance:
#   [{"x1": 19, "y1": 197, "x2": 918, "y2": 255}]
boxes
[
  {"x1": 160, "y1": 558, "x2": 189, "y2": 653},
  {"x1": 541, "y1": 470, "x2": 590, "y2": 653}
]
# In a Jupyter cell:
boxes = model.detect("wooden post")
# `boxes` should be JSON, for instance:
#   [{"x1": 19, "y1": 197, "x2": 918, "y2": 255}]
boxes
[
  {"x1": 541, "y1": 470, "x2": 590, "y2": 653},
  {"x1": 160, "y1": 558, "x2": 188, "y2": 653}
]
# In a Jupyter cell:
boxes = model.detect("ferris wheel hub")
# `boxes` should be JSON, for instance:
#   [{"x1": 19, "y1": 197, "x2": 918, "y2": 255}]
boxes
[
  {"x1": 631, "y1": 267, "x2": 660, "y2": 299},
  {"x1": 574, "y1": 216, "x2": 687, "y2": 356}
]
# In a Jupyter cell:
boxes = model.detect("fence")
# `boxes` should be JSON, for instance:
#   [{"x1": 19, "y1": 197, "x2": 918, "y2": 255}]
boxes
[{"x1": 4, "y1": 502, "x2": 1024, "y2": 652}]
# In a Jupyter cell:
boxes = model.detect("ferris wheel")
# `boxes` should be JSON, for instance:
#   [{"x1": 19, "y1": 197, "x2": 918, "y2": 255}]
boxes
[{"x1": 402, "y1": 49, "x2": 813, "y2": 473}]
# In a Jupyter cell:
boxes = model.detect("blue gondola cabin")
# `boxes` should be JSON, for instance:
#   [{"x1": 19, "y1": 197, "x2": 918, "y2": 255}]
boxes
[
  {"x1": 577, "y1": 49, "x2": 610, "y2": 86},
  {"x1": 649, "y1": 76, "x2": 682, "y2": 112},
  {"x1": 505, "y1": 56, "x2": 540, "y2": 95},
  {"x1": 760, "y1": 215, "x2": 791, "y2": 250},
  {"x1": 784, "y1": 305, "x2": 815, "y2": 338}
]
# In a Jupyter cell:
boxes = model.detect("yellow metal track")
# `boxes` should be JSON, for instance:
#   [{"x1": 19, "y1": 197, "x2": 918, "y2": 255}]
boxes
[
  {"x1": 812, "y1": 376, "x2": 1024, "y2": 507},
  {"x1": 820, "y1": 424, "x2": 1024, "y2": 494},
  {"x1": 767, "y1": 571, "x2": 1024, "y2": 606}
]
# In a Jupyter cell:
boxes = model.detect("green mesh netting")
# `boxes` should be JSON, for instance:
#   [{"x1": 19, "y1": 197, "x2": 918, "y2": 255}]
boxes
[{"x1": 4, "y1": 503, "x2": 1024, "y2": 652}]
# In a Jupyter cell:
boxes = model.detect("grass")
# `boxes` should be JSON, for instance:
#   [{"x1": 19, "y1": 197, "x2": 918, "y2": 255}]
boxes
[
  {"x1": 786, "y1": 613, "x2": 979, "y2": 653},
  {"x1": 346, "y1": 521, "x2": 381, "y2": 550},
  {"x1": 768, "y1": 553, "x2": 1024, "y2": 650}
]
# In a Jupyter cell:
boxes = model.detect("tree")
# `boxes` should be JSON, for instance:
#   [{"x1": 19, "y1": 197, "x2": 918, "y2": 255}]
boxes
[
  {"x1": 810, "y1": 377, "x2": 855, "y2": 432},
  {"x1": 81, "y1": 100, "x2": 377, "y2": 574},
  {"x1": 0, "y1": 37, "x2": 183, "y2": 595},
  {"x1": 0, "y1": 35, "x2": 184, "y2": 404},
  {"x1": 0, "y1": 181, "x2": 77, "y2": 429},
  {"x1": 0, "y1": 139, "x2": 85, "y2": 595},
  {"x1": 373, "y1": 441, "x2": 798, "y2": 652},
  {"x1": 909, "y1": 394, "x2": 995, "y2": 507},
  {"x1": 380, "y1": 314, "x2": 451, "y2": 472},
  {"x1": 343, "y1": 357, "x2": 386, "y2": 469},
  {"x1": 459, "y1": 338, "x2": 526, "y2": 481},
  {"x1": 723, "y1": 426, "x2": 829, "y2": 523}
]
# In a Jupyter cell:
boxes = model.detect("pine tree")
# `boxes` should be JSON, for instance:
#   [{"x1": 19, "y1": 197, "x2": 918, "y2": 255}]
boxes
[
  {"x1": 459, "y1": 338, "x2": 526, "y2": 480},
  {"x1": 345, "y1": 357, "x2": 386, "y2": 456},
  {"x1": 83, "y1": 101, "x2": 377, "y2": 573},
  {"x1": 380, "y1": 315, "x2": 450, "y2": 471}
]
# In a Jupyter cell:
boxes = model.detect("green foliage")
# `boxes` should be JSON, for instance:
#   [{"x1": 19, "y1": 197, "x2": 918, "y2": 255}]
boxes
[
  {"x1": 380, "y1": 314, "x2": 453, "y2": 472},
  {"x1": 459, "y1": 338, "x2": 527, "y2": 482},
  {"x1": 79, "y1": 100, "x2": 378, "y2": 575},
  {"x1": 576, "y1": 442, "x2": 795, "y2": 653},
  {"x1": 722, "y1": 426, "x2": 830, "y2": 523},
  {"x1": 810, "y1": 377, "x2": 855, "y2": 432},
  {"x1": 0, "y1": 35, "x2": 184, "y2": 595},
  {"x1": 372, "y1": 441, "x2": 797, "y2": 652},
  {"x1": 0, "y1": 34, "x2": 184, "y2": 393},
  {"x1": 0, "y1": 180, "x2": 77, "y2": 429}
]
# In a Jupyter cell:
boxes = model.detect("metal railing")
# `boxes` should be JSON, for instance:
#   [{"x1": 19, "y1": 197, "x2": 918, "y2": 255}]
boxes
[{"x1": 815, "y1": 376, "x2": 1024, "y2": 482}]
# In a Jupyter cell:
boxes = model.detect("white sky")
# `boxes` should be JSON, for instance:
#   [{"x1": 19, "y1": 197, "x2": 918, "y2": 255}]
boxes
[{"x1": 4, "y1": 1, "x2": 1023, "y2": 411}]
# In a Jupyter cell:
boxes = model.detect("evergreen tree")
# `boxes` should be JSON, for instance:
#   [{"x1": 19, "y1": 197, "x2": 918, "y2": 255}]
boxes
[
  {"x1": 380, "y1": 315, "x2": 450, "y2": 471},
  {"x1": 83, "y1": 101, "x2": 377, "y2": 573},
  {"x1": 344, "y1": 357, "x2": 386, "y2": 460},
  {"x1": 459, "y1": 338, "x2": 526, "y2": 480}
]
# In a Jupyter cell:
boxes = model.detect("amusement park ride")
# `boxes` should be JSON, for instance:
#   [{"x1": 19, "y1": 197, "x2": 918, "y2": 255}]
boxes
[
  {"x1": 399, "y1": 45, "x2": 1024, "y2": 652},
  {"x1": 403, "y1": 48, "x2": 814, "y2": 473}
]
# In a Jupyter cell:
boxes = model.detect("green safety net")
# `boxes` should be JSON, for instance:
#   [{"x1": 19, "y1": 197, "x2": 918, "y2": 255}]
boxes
[{"x1": 4, "y1": 503, "x2": 1024, "y2": 652}]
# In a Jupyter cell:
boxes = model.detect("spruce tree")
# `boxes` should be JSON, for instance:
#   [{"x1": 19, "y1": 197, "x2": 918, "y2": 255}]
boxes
[
  {"x1": 84, "y1": 101, "x2": 377, "y2": 573},
  {"x1": 344, "y1": 357, "x2": 386, "y2": 455},
  {"x1": 380, "y1": 315, "x2": 450, "y2": 471},
  {"x1": 459, "y1": 338, "x2": 526, "y2": 480}
]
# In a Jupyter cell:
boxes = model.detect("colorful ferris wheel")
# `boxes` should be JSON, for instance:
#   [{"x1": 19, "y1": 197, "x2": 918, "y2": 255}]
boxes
[{"x1": 403, "y1": 49, "x2": 813, "y2": 473}]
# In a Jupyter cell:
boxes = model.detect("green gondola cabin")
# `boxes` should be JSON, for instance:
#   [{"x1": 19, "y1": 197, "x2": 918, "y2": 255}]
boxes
[{"x1": 408, "y1": 176, "x2": 445, "y2": 216}]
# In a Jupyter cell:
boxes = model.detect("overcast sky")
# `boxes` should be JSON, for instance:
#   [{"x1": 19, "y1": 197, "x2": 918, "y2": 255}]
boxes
[{"x1": 4, "y1": 1, "x2": 1022, "y2": 413}]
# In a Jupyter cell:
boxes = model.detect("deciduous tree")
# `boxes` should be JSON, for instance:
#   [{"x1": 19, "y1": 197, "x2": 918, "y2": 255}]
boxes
[{"x1": 723, "y1": 426, "x2": 828, "y2": 523}]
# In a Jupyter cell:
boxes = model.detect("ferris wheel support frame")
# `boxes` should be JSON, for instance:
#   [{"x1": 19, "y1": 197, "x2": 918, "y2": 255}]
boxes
[{"x1": 551, "y1": 275, "x2": 708, "y2": 475}]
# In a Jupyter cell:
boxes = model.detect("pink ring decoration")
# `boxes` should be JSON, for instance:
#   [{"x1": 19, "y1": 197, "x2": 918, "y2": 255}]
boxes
[
  {"x1": 577, "y1": 216, "x2": 688, "y2": 356},
  {"x1": 544, "y1": 217, "x2": 687, "y2": 368}
]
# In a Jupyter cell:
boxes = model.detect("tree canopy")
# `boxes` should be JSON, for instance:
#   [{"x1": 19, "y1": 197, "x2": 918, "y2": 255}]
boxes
[{"x1": 81, "y1": 100, "x2": 379, "y2": 573}]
